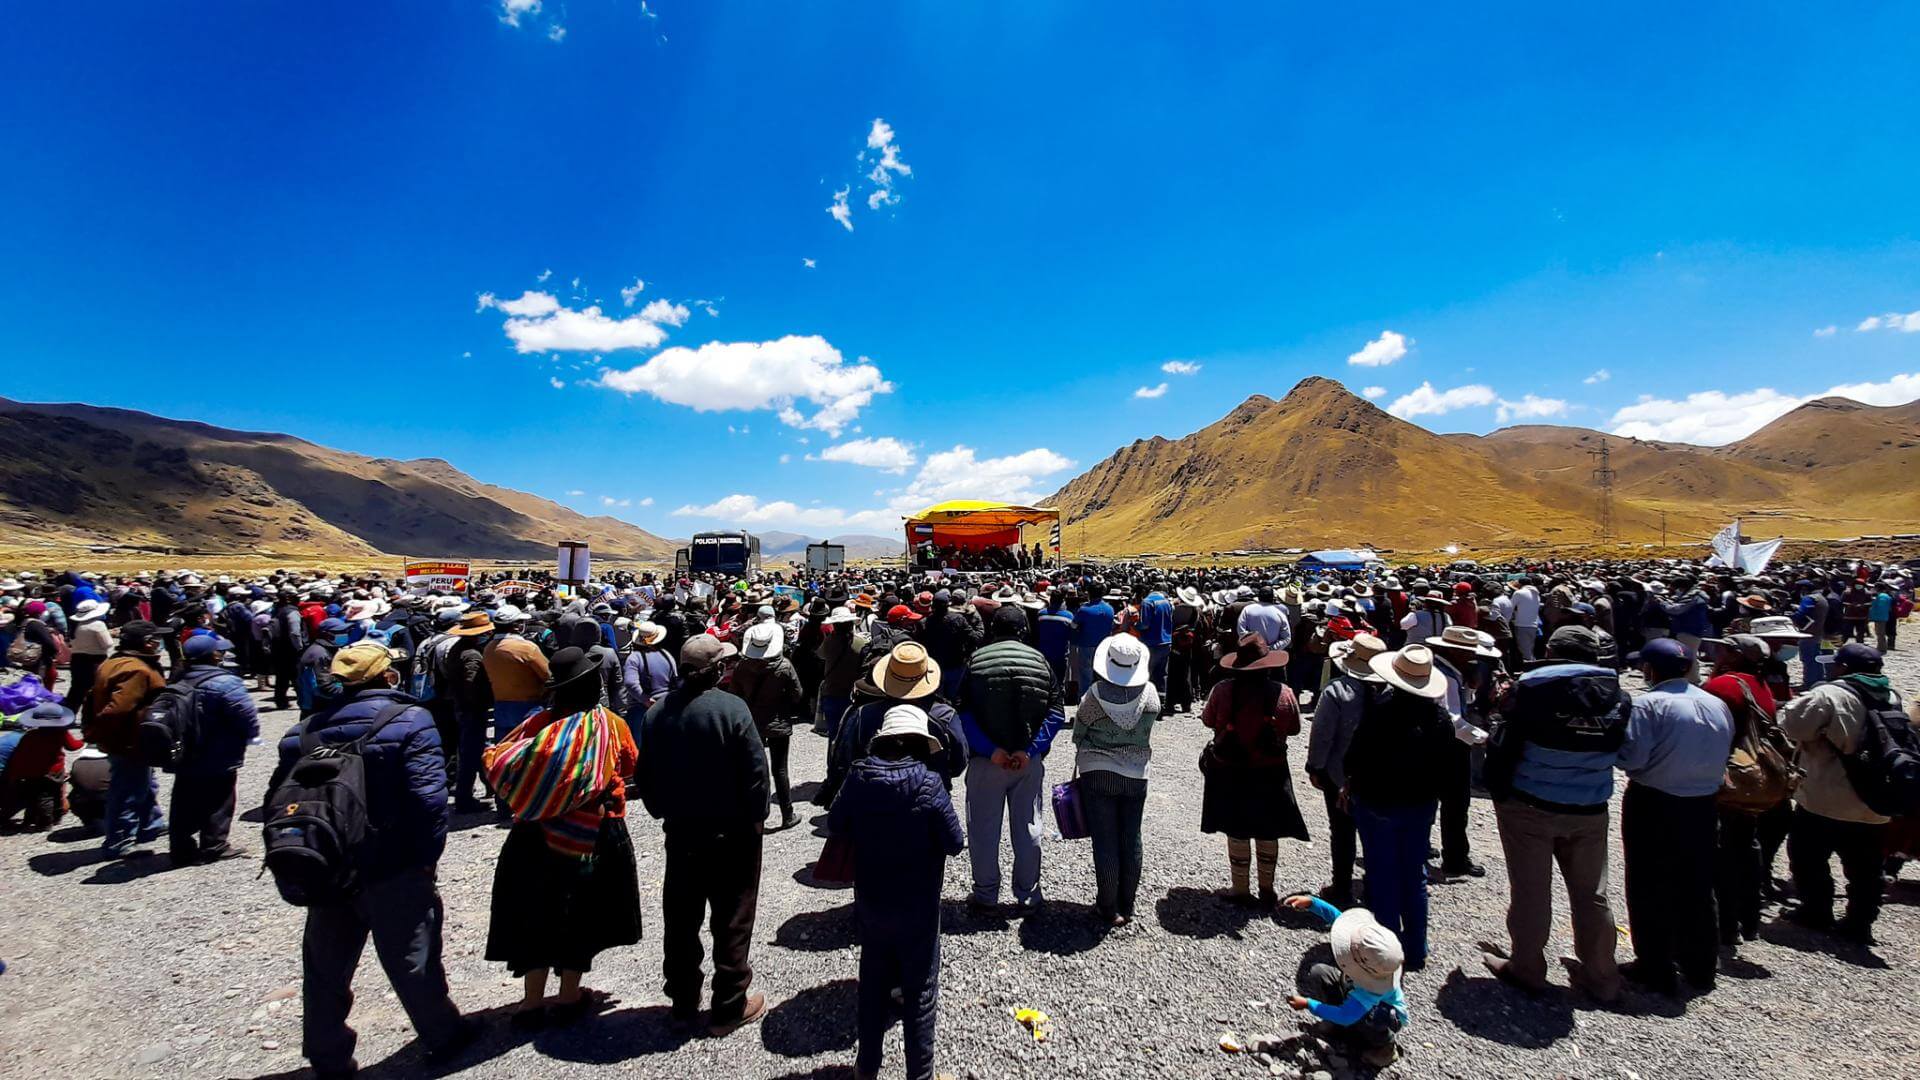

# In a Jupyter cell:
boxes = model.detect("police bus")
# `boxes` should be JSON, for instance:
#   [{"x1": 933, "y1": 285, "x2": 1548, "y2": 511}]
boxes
[{"x1": 682, "y1": 530, "x2": 761, "y2": 576}]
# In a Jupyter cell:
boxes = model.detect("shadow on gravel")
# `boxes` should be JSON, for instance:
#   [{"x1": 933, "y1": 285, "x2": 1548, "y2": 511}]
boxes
[
  {"x1": 1718, "y1": 953, "x2": 1772, "y2": 980},
  {"x1": 791, "y1": 781, "x2": 823, "y2": 803},
  {"x1": 1433, "y1": 968, "x2": 1574, "y2": 1048},
  {"x1": 938, "y1": 898, "x2": 1009, "y2": 936},
  {"x1": 792, "y1": 862, "x2": 855, "y2": 892},
  {"x1": 83, "y1": 854, "x2": 179, "y2": 885},
  {"x1": 44, "y1": 825, "x2": 93, "y2": 844},
  {"x1": 535, "y1": 1004, "x2": 695, "y2": 1063},
  {"x1": 1155, "y1": 886, "x2": 1261, "y2": 940},
  {"x1": 1758, "y1": 921, "x2": 1889, "y2": 969},
  {"x1": 776, "y1": 904, "x2": 859, "y2": 951},
  {"x1": 1883, "y1": 878, "x2": 1920, "y2": 907},
  {"x1": 765, "y1": 1067, "x2": 858, "y2": 1080},
  {"x1": 762, "y1": 979, "x2": 859, "y2": 1057},
  {"x1": 1016, "y1": 900, "x2": 1107, "y2": 955},
  {"x1": 27, "y1": 847, "x2": 116, "y2": 877},
  {"x1": 1292, "y1": 942, "x2": 1336, "y2": 987},
  {"x1": 240, "y1": 1004, "x2": 528, "y2": 1079}
]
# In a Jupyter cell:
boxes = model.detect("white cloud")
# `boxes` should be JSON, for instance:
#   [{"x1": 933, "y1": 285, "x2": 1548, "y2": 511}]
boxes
[
  {"x1": 1857, "y1": 310, "x2": 1920, "y2": 333},
  {"x1": 639, "y1": 497, "x2": 654, "y2": 507},
  {"x1": 779, "y1": 454, "x2": 792, "y2": 464},
  {"x1": 479, "y1": 291, "x2": 668, "y2": 353},
  {"x1": 809, "y1": 436, "x2": 918, "y2": 474},
  {"x1": 1361, "y1": 385, "x2": 1387, "y2": 399},
  {"x1": 802, "y1": 258, "x2": 817, "y2": 269},
  {"x1": 867, "y1": 188, "x2": 899, "y2": 211},
  {"x1": 549, "y1": 377, "x2": 564, "y2": 389},
  {"x1": 500, "y1": 0, "x2": 540, "y2": 27},
  {"x1": 620, "y1": 278, "x2": 646, "y2": 306},
  {"x1": 596, "y1": 334, "x2": 890, "y2": 437},
  {"x1": 535, "y1": 268, "x2": 552, "y2": 282},
  {"x1": 865, "y1": 118, "x2": 911, "y2": 193},
  {"x1": 1161, "y1": 360, "x2": 1202, "y2": 376},
  {"x1": 828, "y1": 187, "x2": 853, "y2": 231},
  {"x1": 670, "y1": 443, "x2": 1074, "y2": 533},
  {"x1": 1347, "y1": 330, "x2": 1410, "y2": 367},
  {"x1": 1812, "y1": 325, "x2": 1837, "y2": 338},
  {"x1": 462, "y1": 350, "x2": 472, "y2": 359},
  {"x1": 600, "y1": 496, "x2": 632, "y2": 508},
  {"x1": 565, "y1": 489, "x2": 586, "y2": 497},
  {"x1": 1133, "y1": 382, "x2": 1168, "y2": 399},
  {"x1": 1584, "y1": 368, "x2": 1611, "y2": 384},
  {"x1": 546, "y1": 23, "x2": 566, "y2": 41},
  {"x1": 1386, "y1": 382, "x2": 1496, "y2": 419},
  {"x1": 1608, "y1": 372, "x2": 1920, "y2": 444},
  {"x1": 1495, "y1": 394, "x2": 1569, "y2": 423},
  {"x1": 637, "y1": 298, "x2": 690, "y2": 327}
]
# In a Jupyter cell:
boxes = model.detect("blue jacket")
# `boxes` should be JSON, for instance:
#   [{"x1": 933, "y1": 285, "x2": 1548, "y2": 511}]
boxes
[
  {"x1": 1034, "y1": 608, "x2": 1074, "y2": 665},
  {"x1": 1071, "y1": 602, "x2": 1115, "y2": 649},
  {"x1": 178, "y1": 664, "x2": 258, "y2": 775},
  {"x1": 1137, "y1": 593, "x2": 1174, "y2": 647},
  {"x1": 827, "y1": 755, "x2": 965, "y2": 938},
  {"x1": 1501, "y1": 664, "x2": 1629, "y2": 811},
  {"x1": 1663, "y1": 593, "x2": 1712, "y2": 638},
  {"x1": 271, "y1": 688, "x2": 448, "y2": 881}
]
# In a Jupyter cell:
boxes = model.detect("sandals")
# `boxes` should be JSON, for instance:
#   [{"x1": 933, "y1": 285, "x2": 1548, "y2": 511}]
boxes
[{"x1": 547, "y1": 988, "x2": 614, "y2": 1026}]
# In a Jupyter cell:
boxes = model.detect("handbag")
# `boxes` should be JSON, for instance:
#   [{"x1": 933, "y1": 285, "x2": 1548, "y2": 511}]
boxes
[
  {"x1": 1052, "y1": 771, "x2": 1089, "y2": 840},
  {"x1": 813, "y1": 832, "x2": 856, "y2": 884}
]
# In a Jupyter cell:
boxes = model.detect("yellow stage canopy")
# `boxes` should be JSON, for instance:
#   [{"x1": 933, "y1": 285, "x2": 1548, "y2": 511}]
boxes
[{"x1": 904, "y1": 500, "x2": 1061, "y2": 528}]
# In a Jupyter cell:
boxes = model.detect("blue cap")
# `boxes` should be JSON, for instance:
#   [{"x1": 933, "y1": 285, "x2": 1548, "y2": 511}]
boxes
[
  {"x1": 1819, "y1": 642, "x2": 1883, "y2": 673},
  {"x1": 316, "y1": 618, "x2": 349, "y2": 634},
  {"x1": 1570, "y1": 601, "x2": 1596, "y2": 617},
  {"x1": 1626, "y1": 636, "x2": 1692, "y2": 675},
  {"x1": 183, "y1": 634, "x2": 234, "y2": 660}
]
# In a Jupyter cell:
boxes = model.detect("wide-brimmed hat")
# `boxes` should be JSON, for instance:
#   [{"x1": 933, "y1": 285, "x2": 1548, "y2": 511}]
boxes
[
  {"x1": 1093, "y1": 635, "x2": 1151, "y2": 688},
  {"x1": 1176, "y1": 586, "x2": 1204, "y2": 607},
  {"x1": 72, "y1": 598, "x2": 111, "y2": 623},
  {"x1": 1426, "y1": 624, "x2": 1501, "y2": 659},
  {"x1": 741, "y1": 621, "x2": 785, "y2": 660},
  {"x1": 872, "y1": 641, "x2": 941, "y2": 700},
  {"x1": 1278, "y1": 586, "x2": 1305, "y2": 607},
  {"x1": 1747, "y1": 615, "x2": 1808, "y2": 641},
  {"x1": 1369, "y1": 645, "x2": 1448, "y2": 699},
  {"x1": 20, "y1": 701, "x2": 76, "y2": 730},
  {"x1": 633, "y1": 621, "x2": 668, "y2": 645},
  {"x1": 331, "y1": 641, "x2": 402, "y2": 684},
  {"x1": 823, "y1": 606, "x2": 857, "y2": 625},
  {"x1": 852, "y1": 592, "x2": 877, "y2": 611},
  {"x1": 1330, "y1": 907, "x2": 1403, "y2": 994},
  {"x1": 1219, "y1": 632, "x2": 1288, "y2": 671},
  {"x1": 1329, "y1": 633, "x2": 1388, "y2": 681},
  {"x1": 871, "y1": 704, "x2": 942, "y2": 756},
  {"x1": 447, "y1": 611, "x2": 494, "y2": 637},
  {"x1": 1702, "y1": 634, "x2": 1767, "y2": 666},
  {"x1": 1735, "y1": 594, "x2": 1770, "y2": 612}
]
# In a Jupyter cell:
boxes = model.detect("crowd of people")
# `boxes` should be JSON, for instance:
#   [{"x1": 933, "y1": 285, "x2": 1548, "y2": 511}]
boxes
[{"x1": 2, "y1": 552, "x2": 1918, "y2": 1078}]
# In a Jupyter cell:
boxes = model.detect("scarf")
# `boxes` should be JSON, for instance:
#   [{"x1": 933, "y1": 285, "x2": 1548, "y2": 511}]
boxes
[
  {"x1": 483, "y1": 705, "x2": 619, "y2": 859},
  {"x1": 1091, "y1": 681, "x2": 1157, "y2": 730}
]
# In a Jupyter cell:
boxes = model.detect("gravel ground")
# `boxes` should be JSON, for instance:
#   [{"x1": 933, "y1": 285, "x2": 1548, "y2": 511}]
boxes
[{"x1": 2, "y1": 650, "x2": 1916, "y2": 1080}]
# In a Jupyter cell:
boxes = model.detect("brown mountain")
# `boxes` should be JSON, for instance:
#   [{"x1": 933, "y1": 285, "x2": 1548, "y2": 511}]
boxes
[
  {"x1": 1048, "y1": 377, "x2": 1920, "y2": 554},
  {"x1": 0, "y1": 398, "x2": 677, "y2": 562}
]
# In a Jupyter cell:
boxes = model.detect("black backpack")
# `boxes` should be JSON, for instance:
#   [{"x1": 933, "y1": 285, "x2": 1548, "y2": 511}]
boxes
[
  {"x1": 260, "y1": 702, "x2": 410, "y2": 906},
  {"x1": 137, "y1": 669, "x2": 220, "y2": 772},
  {"x1": 1835, "y1": 682, "x2": 1920, "y2": 818}
]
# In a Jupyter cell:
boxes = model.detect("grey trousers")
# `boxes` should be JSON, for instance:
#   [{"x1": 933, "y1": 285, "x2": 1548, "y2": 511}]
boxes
[
  {"x1": 966, "y1": 755, "x2": 1046, "y2": 904},
  {"x1": 302, "y1": 868, "x2": 464, "y2": 1073}
]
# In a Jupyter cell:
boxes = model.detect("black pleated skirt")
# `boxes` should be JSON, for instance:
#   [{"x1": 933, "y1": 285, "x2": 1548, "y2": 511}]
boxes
[
  {"x1": 485, "y1": 816, "x2": 643, "y2": 976},
  {"x1": 1200, "y1": 758, "x2": 1311, "y2": 842}
]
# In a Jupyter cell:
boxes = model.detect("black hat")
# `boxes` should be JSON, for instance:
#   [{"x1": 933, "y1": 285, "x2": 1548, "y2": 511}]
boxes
[
  {"x1": 118, "y1": 619, "x2": 162, "y2": 650},
  {"x1": 545, "y1": 647, "x2": 602, "y2": 692}
]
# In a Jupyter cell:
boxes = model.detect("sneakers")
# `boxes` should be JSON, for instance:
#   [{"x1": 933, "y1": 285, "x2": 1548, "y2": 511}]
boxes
[{"x1": 708, "y1": 992, "x2": 767, "y2": 1038}]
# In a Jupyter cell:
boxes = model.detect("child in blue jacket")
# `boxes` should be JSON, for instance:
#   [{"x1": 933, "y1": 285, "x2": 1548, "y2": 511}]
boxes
[
  {"x1": 1282, "y1": 893, "x2": 1409, "y2": 1067},
  {"x1": 828, "y1": 704, "x2": 966, "y2": 1080}
]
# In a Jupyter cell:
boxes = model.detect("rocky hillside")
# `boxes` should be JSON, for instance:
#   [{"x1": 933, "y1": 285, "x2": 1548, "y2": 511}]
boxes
[
  {"x1": 0, "y1": 398, "x2": 677, "y2": 562},
  {"x1": 1049, "y1": 377, "x2": 1920, "y2": 554}
]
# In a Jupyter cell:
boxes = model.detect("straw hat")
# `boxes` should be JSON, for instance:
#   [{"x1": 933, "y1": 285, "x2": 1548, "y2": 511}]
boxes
[
  {"x1": 871, "y1": 641, "x2": 941, "y2": 700},
  {"x1": 1426, "y1": 624, "x2": 1502, "y2": 659},
  {"x1": 741, "y1": 621, "x2": 785, "y2": 660},
  {"x1": 1329, "y1": 633, "x2": 1388, "y2": 681},
  {"x1": 1176, "y1": 586, "x2": 1204, "y2": 607},
  {"x1": 1368, "y1": 645, "x2": 1448, "y2": 699},
  {"x1": 633, "y1": 621, "x2": 668, "y2": 646},
  {"x1": 1747, "y1": 615, "x2": 1808, "y2": 642},
  {"x1": 446, "y1": 611, "x2": 494, "y2": 637}
]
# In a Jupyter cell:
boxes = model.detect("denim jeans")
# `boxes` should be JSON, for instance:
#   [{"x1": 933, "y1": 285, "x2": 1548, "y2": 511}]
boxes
[
  {"x1": 1798, "y1": 637, "x2": 1825, "y2": 687},
  {"x1": 1073, "y1": 645, "x2": 1100, "y2": 699},
  {"x1": 493, "y1": 699, "x2": 540, "y2": 741},
  {"x1": 1350, "y1": 798, "x2": 1437, "y2": 965},
  {"x1": 1080, "y1": 769, "x2": 1148, "y2": 918},
  {"x1": 103, "y1": 753, "x2": 166, "y2": 853},
  {"x1": 1146, "y1": 642, "x2": 1171, "y2": 696}
]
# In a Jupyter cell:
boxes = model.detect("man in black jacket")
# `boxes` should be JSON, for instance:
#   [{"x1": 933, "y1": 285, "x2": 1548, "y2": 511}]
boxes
[{"x1": 638, "y1": 634, "x2": 770, "y2": 1038}]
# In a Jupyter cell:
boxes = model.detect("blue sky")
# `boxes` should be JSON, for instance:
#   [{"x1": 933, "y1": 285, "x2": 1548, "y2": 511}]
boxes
[{"x1": 6, "y1": 2, "x2": 1918, "y2": 539}]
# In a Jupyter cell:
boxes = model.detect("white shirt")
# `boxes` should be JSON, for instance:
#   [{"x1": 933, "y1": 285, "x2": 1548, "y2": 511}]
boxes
[{"x1": 1510, "y1": 586, "x2": 1541, "y2": 628}]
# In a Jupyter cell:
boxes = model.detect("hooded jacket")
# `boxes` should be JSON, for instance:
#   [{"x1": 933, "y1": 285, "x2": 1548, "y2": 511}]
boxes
[
  {"x1": 176, "y1": 663, "x2": 259, "y2": 775},
  {"x1": 1779, "y1": 676, "x2": 1895, "y2": 825},
  {"x1": 826, "y1": 755, "x2": 965, "y2": 938}
]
